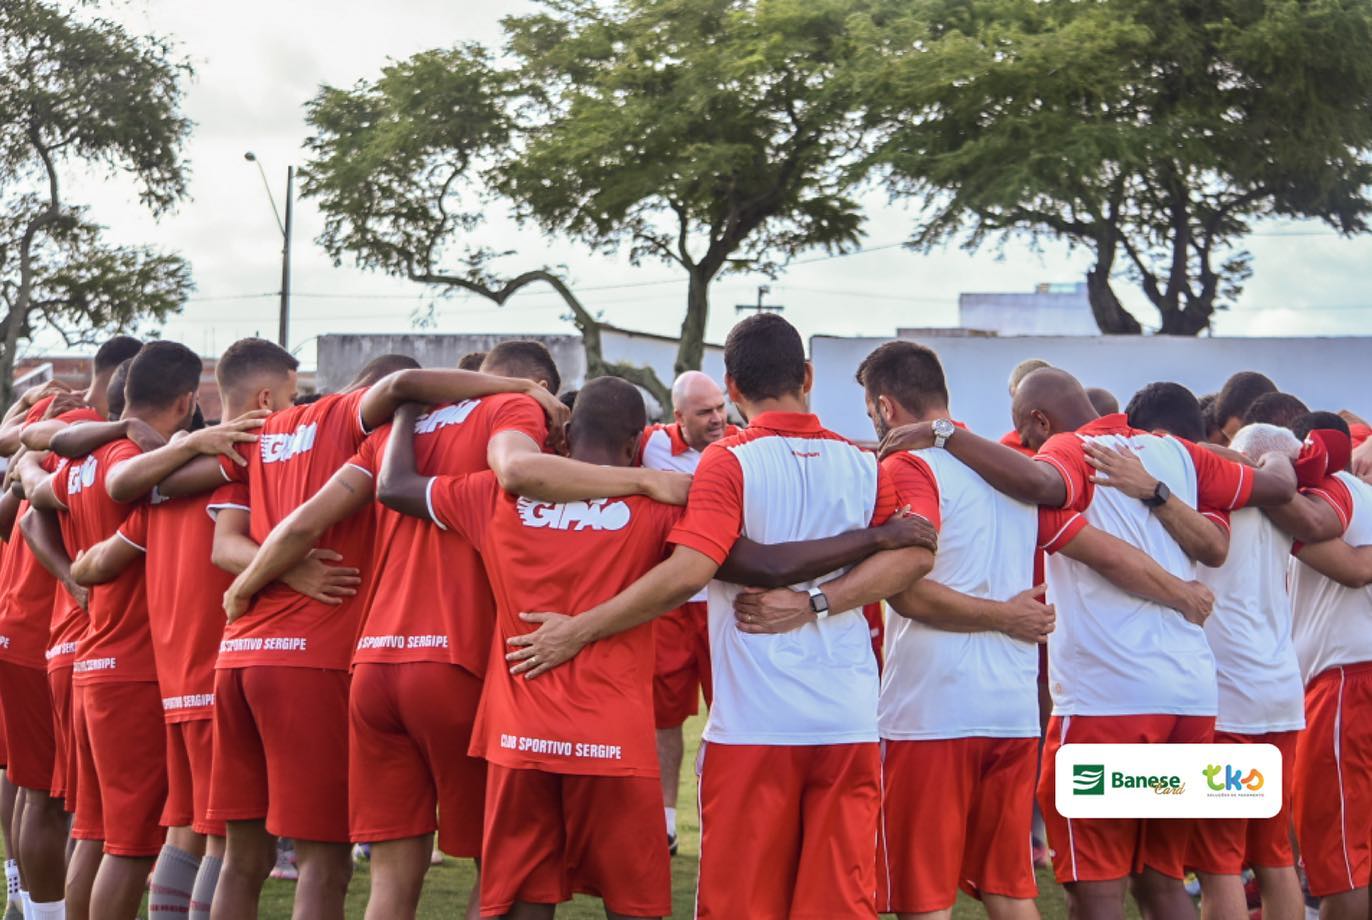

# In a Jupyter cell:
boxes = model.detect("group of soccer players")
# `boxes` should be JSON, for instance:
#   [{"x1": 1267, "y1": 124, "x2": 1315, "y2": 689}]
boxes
[{"x1": 0, "y1": 313, "x2": 1366, "y2": 920}]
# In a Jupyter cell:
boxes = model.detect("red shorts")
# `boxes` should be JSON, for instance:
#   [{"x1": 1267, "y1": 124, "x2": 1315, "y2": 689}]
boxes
[
  {"x1": 72, "y1": 681, "x2": 168, "y2": 857},
  {"x1": 480, "y1": 764, "x2": 670, "y2": 917},
  {"x1": 0, "y1": 661, "x2": 55, "y2": 791},
  {"x1": 1295, "y1": 663, "x2": 1372, "y2": 897},
  {"x1": 208, "y1": 666, "x2": 350, "y2": 842},
  {"x1": 48, "y1": 666, "x2": 74, "y2": 808},
  {"x1": 1039, "y1": 713, "x2": 1214, "y2": 883},
  {"x1": 349, "y1": 662, "x2": 485, "y2": 857},
  {"x1": 697, "y1": 741, "x2": 880, "y2": 920},
  {"x1": 652, "y1": 602, "x2": 711, "y2": 729},
  {"x1": 1187, "y1": 730, "x2": 1298, "y2": 874},
  {"x1": 879, "y1": 737, "x2": 1038, "y2": 912},
  {"x1": 163, "y1": 719, "x2": 224, "y2": 837}
]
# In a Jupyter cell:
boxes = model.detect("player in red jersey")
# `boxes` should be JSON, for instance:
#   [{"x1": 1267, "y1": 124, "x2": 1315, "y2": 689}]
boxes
[
  {"x1": 20, "y1": 342, "x2": 206, "y2": 919},
  {"x1": 636, "y1": 370, "x2": 737, "y2": 853},
  {"x1": 55, "y1": 338, "x2": 317, "y2": 919}
]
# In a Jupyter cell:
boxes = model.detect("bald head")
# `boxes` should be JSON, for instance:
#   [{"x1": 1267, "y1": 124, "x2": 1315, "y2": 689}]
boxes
[
  {"x1": 1011, "y1": 367, "x2": 1098, "y2": 450},
  {"x1": 672, "y1": 371, "x2": 727, "y2": 451}
]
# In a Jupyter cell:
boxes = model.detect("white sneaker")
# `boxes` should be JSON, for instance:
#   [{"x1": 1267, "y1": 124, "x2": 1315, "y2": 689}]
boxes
[{"x1": 269, "y1": 843, "x2": 298, "y2": 882}]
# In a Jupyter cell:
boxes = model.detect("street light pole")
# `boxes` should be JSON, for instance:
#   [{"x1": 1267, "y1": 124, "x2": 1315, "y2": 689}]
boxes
[
  {"x1": 244, "y1": 151, "x2": 293, "y2": 350},
  {"x1": 279, "y1": 166, "x2": 293, "y2": 350}
]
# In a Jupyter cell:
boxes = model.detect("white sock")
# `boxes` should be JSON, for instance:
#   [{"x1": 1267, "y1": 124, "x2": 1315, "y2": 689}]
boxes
[
  {"x1": 26, "y1": 899, "x2": 63, "y2": 920},
  {"x1": 664, "y1": 806, "x2": 677, "y2": 834},
  {"x1": 4, "y1": 859, "x2": 18, "y2": 905}
]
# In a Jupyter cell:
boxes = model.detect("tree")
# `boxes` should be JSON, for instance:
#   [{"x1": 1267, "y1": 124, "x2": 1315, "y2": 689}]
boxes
[
  {"x1": 0, "y1": 0, "x2": 194, "y2": 406},
  {"x1": 864, "y1": 0, "x2": 1372, "y2": 334},
  {"x1": 303, "y1": 0, "x2": 882, "y2": 405}
]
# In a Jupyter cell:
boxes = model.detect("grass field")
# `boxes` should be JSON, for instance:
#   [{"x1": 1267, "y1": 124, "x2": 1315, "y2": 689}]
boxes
[{"x1": 256, "y1": 712, "x2": 1084, "y2": 919}]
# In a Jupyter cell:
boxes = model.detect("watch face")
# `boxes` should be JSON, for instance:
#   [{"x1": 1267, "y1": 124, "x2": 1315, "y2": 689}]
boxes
[{"x1": 934, "y1": 418, "x2": 954, "y2": 438}]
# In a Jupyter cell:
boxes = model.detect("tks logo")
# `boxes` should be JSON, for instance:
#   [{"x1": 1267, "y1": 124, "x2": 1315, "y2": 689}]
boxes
[
  {"x1": 516, "y1": 498, "x2": 631, "y2": 532},
  {"x1": 1204, "y1": 764, "x2": 1264, "y2": 792}
]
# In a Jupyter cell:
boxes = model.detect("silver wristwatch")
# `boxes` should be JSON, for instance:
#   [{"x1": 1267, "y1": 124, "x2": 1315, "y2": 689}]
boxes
[{"x1": 932, "y1": 417, "x2": 956, "y2": 449}]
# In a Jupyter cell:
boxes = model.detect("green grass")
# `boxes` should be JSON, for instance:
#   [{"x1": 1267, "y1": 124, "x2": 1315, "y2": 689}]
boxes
[{"x1": 258, "y1": 712, "x2": 1079, "y2": 918}]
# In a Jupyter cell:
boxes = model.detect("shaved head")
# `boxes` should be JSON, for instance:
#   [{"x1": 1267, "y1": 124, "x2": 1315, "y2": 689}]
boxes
[
  {"x1": 1011, "y1": 367, "x2": 1099, "y2": 450},
  {"x1": 672, "y1": 371, "x2": 727, "y2": 451}
]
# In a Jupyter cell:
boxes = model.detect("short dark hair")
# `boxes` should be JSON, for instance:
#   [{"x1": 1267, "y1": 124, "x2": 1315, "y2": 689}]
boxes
[
  {"x1": 1292, "y1": 411, "x2": 1351, "y2": 443},
  {"x1": 1198, "y1": 393, "x2": 1222, "y2": 440},
  {"x1": 558, "y1": 389, "x2": 578, "y2": 412},
  {"x1": 125, "y1": 341, "x2": 203, "y2": 411},
  {"x1": 458, "y1": 351, "x2": 487, "y2": 372},
  {"x1": 294, "y1": 392, "x2": 323, "y2": 406},
  {"x1": 483, "y1": 341, "x2": 561, "y2": 394},
  {"x1": 1244, "y1": 392, "x2": 1309, "y2": 429},
  {"x1": 93, "y1": 335, "x2": 143, "y2": 374},
  {"x1": 189, "y1": 404, "x2": 207, "y2": 432},
  {"x1": 106, "y1": 358, "x2": 134, "y2": 419},
  {"x1": 1126, "y1": 381, "x2": 1206, "y2": 442},
  {"x1": 1216, "y1": 372, "x2": 1277, "y2": 425},
  {"x1": 724, "y1": 313, "x2": 805, "y2": 402},
  {"x1": 350, "y1": 353, "x2": 421, "y2": 389},
  {"x1": 216, "y1": 337, "x2": 299, "y2": 395},
  {"x1": 570, "y1": 376, "x2": 646, "y2": 452},
  {"x1": 854, "y1": 341, "x2": 948, "y2": 417}
]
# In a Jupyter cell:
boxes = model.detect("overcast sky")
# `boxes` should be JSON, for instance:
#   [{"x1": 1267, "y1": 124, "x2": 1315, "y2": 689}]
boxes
[{"x1": 41, "y1": 0, "x2": 1372, "y2": 368}]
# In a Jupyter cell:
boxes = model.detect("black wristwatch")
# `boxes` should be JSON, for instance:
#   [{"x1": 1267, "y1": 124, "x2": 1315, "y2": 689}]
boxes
[
  {"x1": 1142, "y1": 480, "x2": 1171, "y2": 508},
  {"x1": 807, "y1": 587, "x2": 831, "y2": 620}
]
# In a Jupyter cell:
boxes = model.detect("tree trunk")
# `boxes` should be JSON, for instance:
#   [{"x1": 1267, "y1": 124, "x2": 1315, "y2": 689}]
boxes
[
  {"x1": 1085, "y1": 233, "x2": 1142, "y2": 335},
  {"x1": 1155, "y1": 302, "x2": 1213, "y2": 336},
  {"x1": 675, "y1": 268, "x2": 710, "y2": 377}
]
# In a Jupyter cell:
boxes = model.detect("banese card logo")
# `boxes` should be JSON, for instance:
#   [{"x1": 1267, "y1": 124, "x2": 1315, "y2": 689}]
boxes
[{"x1": 1056, "y1": 744, "x2": 1281, "y2": 818}]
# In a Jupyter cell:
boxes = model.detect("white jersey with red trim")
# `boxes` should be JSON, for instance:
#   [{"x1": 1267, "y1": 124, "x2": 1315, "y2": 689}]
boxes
[
  {"x1": 1198, "y1": 509, "x2": 1305, "y2": 733},
  {"x1": 1043, "y1": 430, "x2": 1219, "y2": 716},
  {"x1": 1290, "y1": 471, "x2": 1372, "y2": 683},
  {"x1": 879, "y1": 448, "x2": 1041, "y2": 740},
  {"x1": 639, "y1": 423, "x2": 710, "y2": 602}
]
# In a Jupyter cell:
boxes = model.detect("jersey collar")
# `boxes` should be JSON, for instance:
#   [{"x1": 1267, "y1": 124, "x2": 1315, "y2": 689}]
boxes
[
  {"x1": 664, "y1": 423, "x2": 692, "y2": 456},
  {"x1": 1073, "y1": 412, "x2": 1138, "y2": 437},
  {"x1": 748, "y1": 411, "x2": 823, "y2": 434}
]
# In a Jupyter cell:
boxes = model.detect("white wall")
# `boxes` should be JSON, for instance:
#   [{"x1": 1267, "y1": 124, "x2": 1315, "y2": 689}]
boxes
[{"x1": 809, "y1": 335, "x2": 1372, "y2": 444}]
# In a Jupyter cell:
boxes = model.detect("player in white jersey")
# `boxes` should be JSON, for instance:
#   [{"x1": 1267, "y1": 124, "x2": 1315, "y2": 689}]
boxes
[
  {"x1": 851, "y1": 343, "x2": 1217, "y2": 920},
  {"x1": 1282, "y1": 413, "x2": 1372, "y2": 920},
  {"x1": 508, "y1": 314, "x2": 936, "y2": 918},
  {"x1": 636, "y1": 371, "x2": 735, "y2": 853},
  {"x1": 878, "y1": 367, "x2": 1297, "y2": 920}
]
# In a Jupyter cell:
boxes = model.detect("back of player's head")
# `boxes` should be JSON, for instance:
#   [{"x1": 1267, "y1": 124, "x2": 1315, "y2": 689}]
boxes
[
  {"x1": 1243, "y1": 392, "x2": 1308, "y2": 429},
  {"x1": 457, "y1": 351, "x2": 487, "y2": 372},
  {"x1": 349, "y1": 353, "x2": 421, "y2": 389},
  {"x1": 482, "y1": 341, "x2": 561, "y2": 394},
  {"x1": 1086, "y1": 387, "x2": 1119, "y2": 416},
  {"x1": 569, "y1": 376, "x2": 646, "y2": 459},
  {"x1": 93, "y1": 335, "x2": 143, "y2": 375},
  {"x1": 855, "y1": 341, "x2": 949, "y2": 417},
  {"x1": 105, "y1": 358, "x2": 134, "y2": 419},
  {"x1": 1230, "y1": 423, "x2": 1302, "y2": 462},
  {"x1": 1125, "y1": 381, "x2": 1206, "y2": 442},
  {"x1": 1008, "y1": 358, "x2": 1051, "y2": 395},
  {"x1": 724, "y1": 313, "x2": 806, "y2": 403},
  {"x1": 217, "y1": 337, "x2": 299, "y2": 397},
  {"x1": 1198, "y1": 393, "x2": 1224, "y2": 442},
  {"x1": 1216, "y1": 371, "x2": 1277, "y2": 427},
  {"x1": 558, "y1": 389, "x2": 578, "y2": 412},
  {"x1": 1292, "y1": 411, "x2": 1351, "y2": 443},
  {"x1": 125, "y1": 341, "x2": 202, "y2": 411}
]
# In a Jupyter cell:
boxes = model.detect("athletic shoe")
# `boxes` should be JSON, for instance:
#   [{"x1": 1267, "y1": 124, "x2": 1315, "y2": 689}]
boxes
[
  {"x1": 269, "y1": 840, "x2": 298, "y2": 882},
  {"x1": 1184, "y1": 873, "x2": 1201, "y2": 898},
  {"x1": 430, "y1": 846, "x2": 444, "y2": 867},
  {"x1": 1032, "y1": 836, "x2": 1051, "y2": 869},
  {"x1": 352, "y1": 843, "x2": 372, "y2": 863},
  {"x1": 668, "y1": 830, "x2": 679, "y2": 857}
]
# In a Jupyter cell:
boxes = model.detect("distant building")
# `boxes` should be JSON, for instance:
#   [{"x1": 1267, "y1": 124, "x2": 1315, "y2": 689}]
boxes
[{"x1": 958, "y1": 282, "x2": 1098, "y2": 336}]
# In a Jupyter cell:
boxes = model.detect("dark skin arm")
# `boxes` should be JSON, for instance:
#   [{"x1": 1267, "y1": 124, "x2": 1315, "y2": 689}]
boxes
[
  {"x1": 717, "y1": 514, "x2": 937, "y2": 588},
  {"x1": 879, "y1": 423, "x2": 1068, "y2": 507},
  {"x1": 0, "y1": 489, "x2": 20, "y2": 539},
  {"x1": 18, "y1": 507, "x2": 86, "y2": 610},
  {"x1": 49, "y1": 418, "x2": 166, "y2": 459}
]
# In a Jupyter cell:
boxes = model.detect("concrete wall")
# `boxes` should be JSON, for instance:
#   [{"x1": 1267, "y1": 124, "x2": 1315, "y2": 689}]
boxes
[
  {"x1": 810, "y1": 334, "x2": 1372, "y2": 444},
  {"x1": 315, "y1": 329, "x2": 727, "y2": 418}
]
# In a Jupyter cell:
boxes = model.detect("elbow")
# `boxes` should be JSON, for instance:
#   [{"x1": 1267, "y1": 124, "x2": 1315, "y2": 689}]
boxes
[
  {"x1": 105, "y1": 477, "x2": 137, "y2": 504},
  {"x1": 375, "y1": 475, "x2": 406, "y2": 513},
  {"x1": 1196, "y1": 541, "x2": 1228, "y2": 568},
  {"x1": 492, "y1": 455, "x2": 533, "y2": 495}
]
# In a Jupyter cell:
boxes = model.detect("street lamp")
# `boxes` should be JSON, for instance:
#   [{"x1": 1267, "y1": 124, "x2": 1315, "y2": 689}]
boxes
[{"x1": 244, "y1": 151, "x2": 294, "y2": 349}]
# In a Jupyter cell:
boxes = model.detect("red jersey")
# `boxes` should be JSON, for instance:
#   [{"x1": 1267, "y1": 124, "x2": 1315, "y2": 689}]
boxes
[
  {"x1": 429, "y1": 473, "x2": 682, "y2": 778},
  {"x1": 117, "y1": 483, "x2": 244, "y2": 722},
  {"x1": 0, "y1": 401, "x2": 103, "y2": 671},
  {"x1": 217, "y1": 389, "x2": 376, "y2": 671},
  {"x1": 1000, "y1": 429, "x2": 1035, "y2": 458},
  {"x1": 349, "y1": 395, "x2": 547, "y2": 675},
  {"x1": 50, "y1": 438, "x2": 153, "y2": 684}
]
